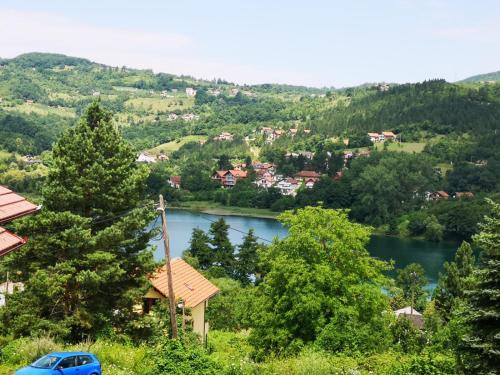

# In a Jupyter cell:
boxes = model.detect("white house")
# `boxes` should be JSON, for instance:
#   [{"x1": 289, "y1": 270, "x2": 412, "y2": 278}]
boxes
[
  {"x1": 214, "y1": 132, "x2": 234, "y2": 141},
  {"x1": 136, "y1": 152, "x2": 156, "y2": 163},
  {"x1": 186, "y1": 87, "x2": 197, "y2": 97},
  {"x1": 277, "y1": 178, "x2": 299, "y2": 196}
]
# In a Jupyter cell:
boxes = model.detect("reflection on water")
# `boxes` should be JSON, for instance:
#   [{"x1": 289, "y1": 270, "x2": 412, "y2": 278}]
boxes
[{"x1": 149, "y1": 209, "x2": 458, "y2": 290}]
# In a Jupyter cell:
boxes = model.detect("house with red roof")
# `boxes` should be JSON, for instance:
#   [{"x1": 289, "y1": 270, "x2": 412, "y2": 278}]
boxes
[
  {"x1": 294, "y1": 170, "x2": 321, "y2": 181},
  {"x1": 428, "y1": 191, "x2": 449, "y2": 201},
  {"x1": 168, "y1": 176, "x2": 182, "y2": 189},
  {"x1": 0, "y1": 186, "x2": 40, "y2": 257},
  {"x1": 211, "y1": 170, "x2": 248, "y2": 188},
  {"x1": 144, "y1": 258, "x2": 220, "y2": 341}
]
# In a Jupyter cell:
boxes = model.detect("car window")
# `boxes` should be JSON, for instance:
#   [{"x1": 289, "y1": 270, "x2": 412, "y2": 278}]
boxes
[
  {"x1": 77, "y1": 355, "x2": 94, "y2": 366},
  {"x1": 58, "y1": 356, "x2": 77, "y2": 368},
  {"x1": 32, "y1": 355, "x2": 61, "y2": 369}
]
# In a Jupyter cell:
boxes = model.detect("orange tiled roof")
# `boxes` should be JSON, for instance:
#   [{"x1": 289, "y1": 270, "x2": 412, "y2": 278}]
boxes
[
  {"x1": 0, "y1": 186, "x2": 39, "y2": 224},
  {"x1": 170, "y1": 176, "x2": 181, "y2": 185},
  {"x1": 0, "y1": 227, "x2": 26, "y2": 257},
  {"x1": 455, "y1": 192, "x2": 474, "y2": 198},
  {"x1": 227, "y1": 170, "x2": 247, "y2": 178},
  {"x1": 295, "y1": 170, "x2": 321, "y2": 178},
  {"x1": 150, "y1": 258, "x2": 219, "y2": 308}
]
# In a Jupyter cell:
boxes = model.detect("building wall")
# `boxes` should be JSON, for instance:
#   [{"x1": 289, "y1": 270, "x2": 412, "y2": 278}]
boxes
[{"x1": 191, "y1": 302, "x2": 206, "y2": 340}]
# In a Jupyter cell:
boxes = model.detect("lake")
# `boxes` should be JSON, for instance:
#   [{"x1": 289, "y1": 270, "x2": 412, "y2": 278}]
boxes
[{"x1": 150, "y1": 209, "x2": 458, "y2": 290}]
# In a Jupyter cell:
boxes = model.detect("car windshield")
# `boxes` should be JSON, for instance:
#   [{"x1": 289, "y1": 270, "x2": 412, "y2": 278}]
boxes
[{"x1": 31, "y1": 355, "x2": 61, "y2": 369}]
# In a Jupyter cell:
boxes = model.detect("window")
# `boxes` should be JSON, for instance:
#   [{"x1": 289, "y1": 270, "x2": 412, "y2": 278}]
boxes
[
  {"x1": 77, "y1": 355, "x2": 93, "y2": 366},
  {"x1": 32, "y1": 355, "x2": 61, "y2": 369},
  {"x1": 58, "y1": 356, "x2": 76, "y2": 369}
]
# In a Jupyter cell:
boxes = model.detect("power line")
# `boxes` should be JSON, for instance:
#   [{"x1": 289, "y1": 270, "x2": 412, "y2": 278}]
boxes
[{"x1": 188, "y1": 210, "x2": 274, "y2": 244}]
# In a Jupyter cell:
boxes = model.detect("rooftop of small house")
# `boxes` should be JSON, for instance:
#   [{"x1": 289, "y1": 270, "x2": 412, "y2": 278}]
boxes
[
  {"x1": 149, "y1": 258, "x2": 219, "y2": 308},
  {"x1": 0, "y1": 186, "x2": 40, "y2": 224}
]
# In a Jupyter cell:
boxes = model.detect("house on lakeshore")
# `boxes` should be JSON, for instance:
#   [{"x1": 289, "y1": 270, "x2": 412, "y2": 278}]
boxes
[
  {"x1": 168, "y1": 176, "x2": 182, "y2": 189},
  {"x1": 276, "y1": 178, "x2": 299, "y2": 196},
  {"x1": 211, "y1": 170, "x2": 248, "y2": 188},
  {"x1": 222, "y1": 170, "x2": 247, "y2": 188},
  {"x1": 294, "y1": 170, "x2": 321, "y2": 181},
  {"x1": 144, "y1": 258, "x2": 219, "y2": 342},
  {"x1": 394, "y1": 306, "x2": 424, "y2": 329},
  {"x1": 0, "y1": 186, "x2": 40, "y2": 257}
]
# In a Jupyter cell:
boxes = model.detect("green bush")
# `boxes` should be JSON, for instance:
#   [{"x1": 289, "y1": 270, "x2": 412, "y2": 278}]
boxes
[{"x1": 144, "y1": 337, "x2": 222, "y2": 375}]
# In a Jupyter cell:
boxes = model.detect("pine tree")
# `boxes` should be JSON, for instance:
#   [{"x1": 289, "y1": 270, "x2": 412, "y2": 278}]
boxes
[
  {"x1": 395, "y1": 263, "x2": 428, "y2": 312},
  {"x1": 1, "y1": 102, "x2": 155, "y2": 340},
  {"x1": 433, "y1": 241, "x2": 475, "y2": 320},
  {"x1": 461, "y1": 200, "x2": 500, "y2": 373},
  {"x1": 188, "y1": 228, "x2": 212, "y2": 269},
  {"x1": 235, "y1": 229, "x2": 259, "y2": 284},
  {"x1": 209, "y1": 218, "x2": 235, "y2": 275}
]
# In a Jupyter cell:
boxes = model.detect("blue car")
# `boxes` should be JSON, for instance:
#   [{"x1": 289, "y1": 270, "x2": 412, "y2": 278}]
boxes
[{"x1": 15, "y1": 352, "x2": 101, "y2": 375}]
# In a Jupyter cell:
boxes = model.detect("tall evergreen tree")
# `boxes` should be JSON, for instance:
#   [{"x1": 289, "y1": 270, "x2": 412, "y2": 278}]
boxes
[
  {"x1": 395, "y1": 263, "x2": 428, "y2": 312},
  {"x1": 209, "y1": 218, "x2": 235, "y2": 275},
  {"x1": 235, "y1": 229, "x2": 259, "y2": 284},
  {"x1": 1, "y1": 102, "x2": 155, "y2": 340},
  {"x1": 433, "y1": 241, "x2": 475, "y2": 321},
  {"x1": 461, "y1": 200, "x2": 500, "y2": 373},
  {"x1": 187, "y1": 228, "x2": 212, "y2": 269}
]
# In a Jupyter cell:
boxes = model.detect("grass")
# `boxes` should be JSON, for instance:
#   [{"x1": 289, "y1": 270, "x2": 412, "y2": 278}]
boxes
[
  {"x1": 4, "y1": 102, "x2": 76, "y2": 118},
  {"x1": 374, "y1": 142, "x2": 426, "y2": 153},
  {"x1": 171, "y1": 201, "x2": 279, "y2": 219},
  {"x1": 436, "y1": 162, "x2": 453, "y2": 175},
  {"x1": 0, "y1": 337, "x2": 151, "y2": 375},
  {"x1": 125, "y1": 96, "x2": 194, "y2": 112},
  {"x1": 0, "y1": 334, "x2": 454, "y2": 375},
  {"x1": 148, "y1": 135, "x2": 207, "y2": 155}
]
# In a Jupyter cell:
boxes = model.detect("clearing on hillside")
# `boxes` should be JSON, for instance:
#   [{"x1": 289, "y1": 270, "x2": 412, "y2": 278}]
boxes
[{"x1": 148, "y1": 135, "x2": 207, "y2": 155}]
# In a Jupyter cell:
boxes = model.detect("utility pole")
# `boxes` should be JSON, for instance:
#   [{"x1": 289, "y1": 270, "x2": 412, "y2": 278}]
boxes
[
  {"x1": 4, "y1": 272, "x2": 9, "y2": 307},
  {"x1": 158, "y1": 195, "x2": 178, "y2": 339}
]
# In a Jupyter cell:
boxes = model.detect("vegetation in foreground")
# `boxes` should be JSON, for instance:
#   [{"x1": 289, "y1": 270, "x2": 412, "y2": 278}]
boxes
[{"x1": 0, "y1": 80, "x2": 499, "y2": 373}]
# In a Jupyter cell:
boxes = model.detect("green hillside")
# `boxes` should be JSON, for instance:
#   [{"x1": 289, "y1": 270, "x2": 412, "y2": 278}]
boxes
[
  {"x1": 310, "y1": 79, "x2": 500, "y2": 139},
  {"x1": 459, "y1": 70, "x2": 500, "y2": 83}
]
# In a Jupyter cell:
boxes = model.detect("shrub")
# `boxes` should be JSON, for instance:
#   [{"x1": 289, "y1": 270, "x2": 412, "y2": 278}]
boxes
[{"x1": 144, "y1": 337, "x2": 222, "y2": 375}]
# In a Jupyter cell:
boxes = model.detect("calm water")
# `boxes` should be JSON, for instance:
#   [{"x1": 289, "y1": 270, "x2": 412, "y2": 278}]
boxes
[{"x1": 150, "y1": 209, "x2": 458, "y2": 290}]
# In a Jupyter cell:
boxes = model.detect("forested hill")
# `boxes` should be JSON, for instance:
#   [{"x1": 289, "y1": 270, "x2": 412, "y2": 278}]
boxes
[
  {"x1": 459, "y1": 70, "x2": 500, "y2": 83},
  {"x1": 1, "y1": 52, "x2": 499, "y2": 156},
  {"x1": 310, "y1": 79, "x2": 500, "y2": 139}
]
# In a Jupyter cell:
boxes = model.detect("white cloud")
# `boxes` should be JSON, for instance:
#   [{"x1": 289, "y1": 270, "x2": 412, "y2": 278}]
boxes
[{"x1": 0, "y1": 8, "x2": 318, "y2": 86}]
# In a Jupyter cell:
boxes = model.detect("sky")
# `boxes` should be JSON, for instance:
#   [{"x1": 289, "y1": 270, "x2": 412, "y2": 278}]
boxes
[{"x1": 1, "y1": 0, "x2": 499, "y2": 87}]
